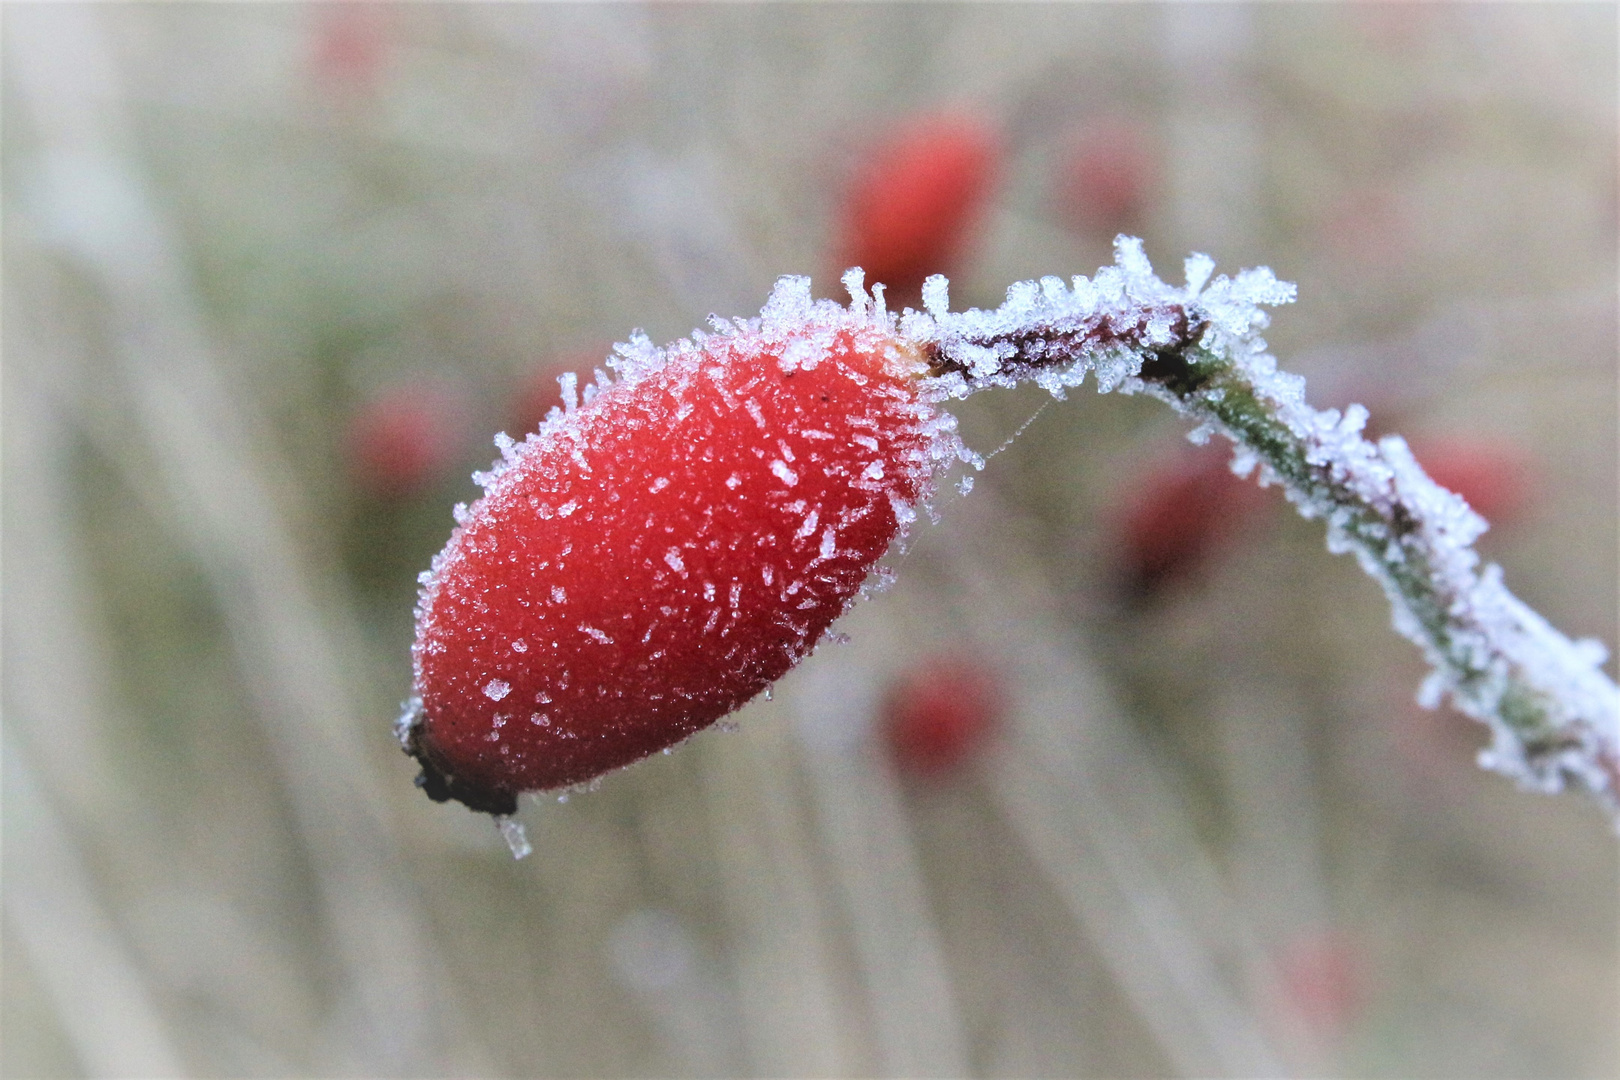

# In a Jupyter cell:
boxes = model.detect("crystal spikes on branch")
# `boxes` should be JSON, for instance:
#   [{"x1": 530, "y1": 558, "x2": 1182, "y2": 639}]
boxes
[{"x1": 904, "y1": 237, "x2": 1619, "y2": 815}]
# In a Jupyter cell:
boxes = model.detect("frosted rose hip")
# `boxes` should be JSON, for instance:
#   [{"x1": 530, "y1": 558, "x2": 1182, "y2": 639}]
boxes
[{"x1": 406, "y1": 286, "x2": 940, "y2": 811}]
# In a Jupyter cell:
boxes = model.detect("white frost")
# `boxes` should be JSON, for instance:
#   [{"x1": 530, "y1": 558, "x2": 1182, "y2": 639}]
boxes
[{"x1": 770, "y1": 460, "x2": 798, "y2": 487}]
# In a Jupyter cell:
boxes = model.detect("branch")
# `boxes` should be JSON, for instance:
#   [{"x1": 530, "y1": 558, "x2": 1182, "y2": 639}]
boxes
[{"x1": 895, "y1": 237, "x2": 1619, "y2": 819}]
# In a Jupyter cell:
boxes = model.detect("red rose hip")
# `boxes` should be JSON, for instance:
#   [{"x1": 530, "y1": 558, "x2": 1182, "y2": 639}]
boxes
[
  {"x1": 1110, "y1": 442, "x2": 1270, "y2": 593},
  {"x1": 346, "y1": 381, "x2": 469, "y2": 499},
  {"x1": 835, "y1": 111, "x2": 1001, "y2": 304},
  {"x1": 882, "y1": 654, "x2": 1004, "y2": 777},
  {"x1": 403, "y1": 277, "x2": 946, "y2": 813}
]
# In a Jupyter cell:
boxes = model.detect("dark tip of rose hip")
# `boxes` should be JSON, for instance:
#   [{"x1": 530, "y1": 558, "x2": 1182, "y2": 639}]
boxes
[{"x1": 403, "y1": 718, "x2": 519, "y2": 816}]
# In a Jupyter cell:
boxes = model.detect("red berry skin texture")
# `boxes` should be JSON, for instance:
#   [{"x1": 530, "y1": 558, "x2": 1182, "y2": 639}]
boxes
[
  {"x1": 408, "y1": 287, "x2": 941, "y2": 811},
  {"x1": 836, "y1": 112, "x2": 1000, "y2": 303},
  {"x1": 882, "y1": 656, "x2": 1003, "y2": 777}
]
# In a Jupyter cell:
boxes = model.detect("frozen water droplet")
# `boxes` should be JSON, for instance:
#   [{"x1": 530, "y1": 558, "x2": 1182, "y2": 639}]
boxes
[
  {"x1": 496, "y1": 817, "x2": 532, "y2": 859},
  {"x1": 483, "y1": 679, "x2": 511, "y2": 701},
  {"x1": 512, "y1": 639, "x2": 528, "y2": 653},
  {"x1": 770, "y1": 460, "x2": 798, "y2": 486},
  {"x1": 842, "y1": 267, "x2": 868, "y2": 310}
]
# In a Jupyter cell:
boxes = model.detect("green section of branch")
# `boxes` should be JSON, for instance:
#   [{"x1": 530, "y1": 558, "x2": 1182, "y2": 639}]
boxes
[{"x1": 1144, "y1": 342, "x2": 1578, "y2": 762}]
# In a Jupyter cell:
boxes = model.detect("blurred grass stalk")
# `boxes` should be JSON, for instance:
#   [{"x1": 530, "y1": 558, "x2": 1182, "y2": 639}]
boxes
[
  {"x1": 792, "y1": 666, "x2": 970, "y2": 1077},
  {"x1": 7, "y1": 6, "x2": 473, "y2": 1072},
  {"x1": 4, "y1": 743, "x2": 183, "y2": 1077},
  {"x1": 699, "y1": 723, "x2": 856, "y2": 1074},
  {"x1": 4, "y1": 384, "x2": 182, "y2": 1075},
  {"x1": 934, "y1": 491, "x2": 1298, "y2": 1076}
]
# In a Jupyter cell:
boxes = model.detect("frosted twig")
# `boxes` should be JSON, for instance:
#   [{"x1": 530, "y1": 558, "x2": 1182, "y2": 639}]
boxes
[{"x1": 892, "y1": 237, "x2": 1619, "y2": 820}]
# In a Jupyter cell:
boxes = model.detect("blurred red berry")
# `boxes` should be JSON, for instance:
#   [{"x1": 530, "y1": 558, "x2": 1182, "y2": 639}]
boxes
[
  {"x1": 1350, "y1": 4, "x2": 1437, "y2": 54},
  {"x1": 882, "y1": 655, "x2": 1003, "y2": 777},
  {"x1": 835, "y1": 111, "x2": 1001, "y2": 303},
  {"x1": 1277, "y1": 931, "x2": 1366, "y2": 1040},
  {"x1": 1054, "y1": 119, "x2": 1157, "y2": 235},
  {"x1": 1320, "y1": 188, "x2": 1410, "y2": 268},
  {"x1": 1111, "y1": 443, "x2": 1270, "y2": 592},
  {"x1": 1410, "y1": 437, "x2": 1534, "y2": 526},
  {"x1": 407, "y1": 295, "x2": 939, "y2": 812},
  {"x1": 311, "y1": 3, "x2": 390, "y2": 95},
  {"x1": 347, "y1": 382, "x2": 469, "y2": 499}
]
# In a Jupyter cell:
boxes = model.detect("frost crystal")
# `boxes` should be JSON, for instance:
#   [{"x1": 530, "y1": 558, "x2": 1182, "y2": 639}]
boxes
[{"x1": 495, "y1": 816, "x2": 531, "y2": 859}]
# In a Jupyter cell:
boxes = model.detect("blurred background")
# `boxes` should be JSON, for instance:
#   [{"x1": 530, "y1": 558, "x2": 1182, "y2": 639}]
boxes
[{"x1": 3, "y1": 4, "x2": 1616, "y2": 1077}]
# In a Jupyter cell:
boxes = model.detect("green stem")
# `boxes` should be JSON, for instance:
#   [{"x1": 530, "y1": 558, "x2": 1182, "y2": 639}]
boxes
[{"x1": 1140, "y1": 340, "x2": 1614, "y2": 796}]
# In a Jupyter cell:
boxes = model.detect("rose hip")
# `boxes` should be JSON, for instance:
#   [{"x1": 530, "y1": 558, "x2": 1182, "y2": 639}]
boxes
[
  {"x1": 1110, "y1": 442, "x2": 1271, "y2": 593},
  {"x1": 347, "y1": 382, "x2": 469, "y2": 499},
  {"x1": 1276, "y1": 931, "x2": 1366, "y2": 1041},
  {"x1": 882, "y1": 655, "x2": 1003, "y2": 777},
  {"x1": 405, "y1": 279, "x2": 945, "y2": 812},
  {"x1": 310, "y1": 3, "x2": 390, "y2": 96},
  {"x1": 834, "y1": 111, "x2": 1000, "y2": 304},
  {"x1": 1054, "y1": 119, "x2": 1157, "y2": 235},
  {"x1": 510, "y1": 349, "x2": 606, "y2": 439}
]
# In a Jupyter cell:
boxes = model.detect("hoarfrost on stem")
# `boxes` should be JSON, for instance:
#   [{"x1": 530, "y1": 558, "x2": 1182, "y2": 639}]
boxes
[{"x1": 893, "y1": 236, "x2": 1617, "y2": 819}]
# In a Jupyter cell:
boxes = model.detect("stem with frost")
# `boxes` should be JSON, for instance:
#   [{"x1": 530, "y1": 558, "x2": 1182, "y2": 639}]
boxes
[{"x1": 890, "y1": 237, "x2": 1618, "y2": 819}]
